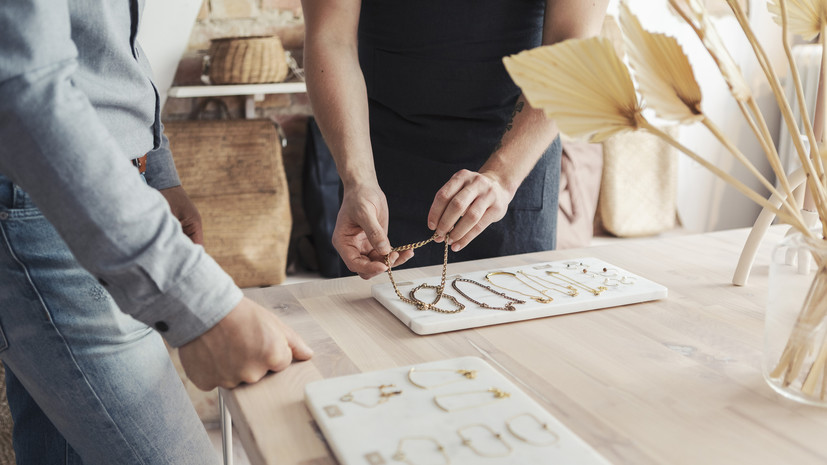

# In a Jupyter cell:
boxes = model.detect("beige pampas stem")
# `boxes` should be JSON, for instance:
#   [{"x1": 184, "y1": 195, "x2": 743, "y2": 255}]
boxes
[
  {"x1": 701, "y1": 116, "x2": 804, "y2": 226},
  {"x1": 669, "y1": 0, "x2": 799, "y2": 212},
  {"x1": 726, "y1": 0, "x2": 827, "y2": 229},
  {"x1": 817, "y1": 27, "x2": 827, "y2": 141},
  {"x1": 778, "y1": 0, "x2": 826, "y2": 183},
  {"x1": 640, "y1": 120, "x2": 809, "y2": 232}
]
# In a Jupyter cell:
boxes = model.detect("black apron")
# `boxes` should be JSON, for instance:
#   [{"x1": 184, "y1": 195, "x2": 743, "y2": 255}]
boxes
[{"x1": 357, "y1": 0, "x2": 561, "y2": 270}]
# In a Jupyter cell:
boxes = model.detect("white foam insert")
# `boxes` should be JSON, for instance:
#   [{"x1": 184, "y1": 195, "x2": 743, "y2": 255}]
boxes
[
  {"x1": 304, "y1": 356, "x2": 612, "y2": 465},
  {"x1": 372, "y1": 257, "x2": 667, "y2": 335}
]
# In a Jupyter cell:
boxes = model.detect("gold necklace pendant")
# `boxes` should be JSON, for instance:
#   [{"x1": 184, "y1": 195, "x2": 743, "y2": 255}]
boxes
[
  {"x1": 545, "y1": 271, "x2": 608, "y2": 296},
  {"x1": 484, "y1": 271, "x2": 554, "y2": 304},
  {"x1": 339, "y1": 384, "x2": 402, "y2": 408},
  {"x1": 407, "y1": 367, "x2": 478, "y2": 389},
  {"x1": 433, "y1": 387, "x2": 511, "y2": 412},
  {"x1": 451, "y1": 277, "x2": 525, "y2": 311},
  {"x1": 516, "y1": 270, "x2": 579, "y2": 297}
]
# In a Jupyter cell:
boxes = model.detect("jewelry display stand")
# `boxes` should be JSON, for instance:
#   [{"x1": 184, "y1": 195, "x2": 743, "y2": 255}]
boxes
[
  {"x1": 304, "y1": 356, "x2": 611, "y2": 465},
  {"x1": 372, "y1": 257, "x2": 667, "y2": 335}
]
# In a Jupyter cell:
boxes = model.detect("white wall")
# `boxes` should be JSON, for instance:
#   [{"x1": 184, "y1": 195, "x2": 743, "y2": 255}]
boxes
[
  {"x1": 137, "y1": 0, "x2": 203, "y2": 109},
  {"x1": 609, "y1": 0, "x2": 788, "y2": 232}
]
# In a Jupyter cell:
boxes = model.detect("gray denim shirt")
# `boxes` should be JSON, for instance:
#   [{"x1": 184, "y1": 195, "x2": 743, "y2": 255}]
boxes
[{"x1": 0, "y1": 0, "x2": 242, "y2": 346}]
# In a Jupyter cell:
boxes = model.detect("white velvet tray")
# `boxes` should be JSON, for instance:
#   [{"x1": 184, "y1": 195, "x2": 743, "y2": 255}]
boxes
[
  {"x1": 304, "y1": 356, "x2": 611, "y2": 465},
  {"x1": 372, "y1": 257, "x2": 667, "y2": 335}
]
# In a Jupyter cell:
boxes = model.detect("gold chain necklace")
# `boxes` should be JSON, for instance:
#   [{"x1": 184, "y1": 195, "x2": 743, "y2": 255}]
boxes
[
  {"x1": 385, "y1": 233, "x2": 465, "y2": 314},
  {"x1": 484, "y1": 271, "x2": 554, "y2": 304},
  {"x1": 516, "y1": 270, "x2": 578, "y2": 297},
  {"x1": 545, "y1": 271, "x2": 607, "y2": 296},
  {"x1": 451, "y1": 278, "x2": 525, "y2": 311}
]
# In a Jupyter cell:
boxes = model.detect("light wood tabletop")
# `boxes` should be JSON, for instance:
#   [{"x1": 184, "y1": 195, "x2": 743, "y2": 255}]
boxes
[{"x1": 221, "y1": 226, "x2": 827, "y2": 465}]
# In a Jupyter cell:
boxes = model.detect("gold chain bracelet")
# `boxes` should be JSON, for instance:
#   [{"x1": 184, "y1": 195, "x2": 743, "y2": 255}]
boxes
[
  {"x1": 506, "y1": 412, "x2": 560, "y2": 446},
  {"x1": 407, "y1": 366, "x2": 477, "y2": 389},
  {"x1": 457, "y1": 423, "x2": 513, "y2": 458},
  {"x1": 433, "y1": 387, "x2": 511, "y2": 412},
  {"x1": 339, "y1": 384, "x2": 402, "y2": 408},
  {"x1": 392, "y1": 436, "x2": 449, "y2": 465}
]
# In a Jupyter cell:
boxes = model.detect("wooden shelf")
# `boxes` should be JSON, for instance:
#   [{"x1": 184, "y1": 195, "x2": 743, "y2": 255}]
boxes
[
  {"x1": 167, "y1": 82, "x2": 307, "y2": 98},
  {"x1": 167, "y1": 82, "x2": 307, "y2": 118}
]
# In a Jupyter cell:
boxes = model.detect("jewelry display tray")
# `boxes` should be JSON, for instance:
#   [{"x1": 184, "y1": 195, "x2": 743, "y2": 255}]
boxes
[
  {"x1": 304, "y1": 356, "x2": 611, "y2": 465},
  {"x1": 372, "y1": 257, "x2": 667, "y2": 335}
]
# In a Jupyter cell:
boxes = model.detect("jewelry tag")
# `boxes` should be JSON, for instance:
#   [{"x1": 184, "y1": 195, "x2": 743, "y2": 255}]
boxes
[
  {"x1": 323, "y1": 405, "x2": 343, "y2": 418},
  {"x1": 364, "y1": 451, "x2": 385, "y2": 464}
]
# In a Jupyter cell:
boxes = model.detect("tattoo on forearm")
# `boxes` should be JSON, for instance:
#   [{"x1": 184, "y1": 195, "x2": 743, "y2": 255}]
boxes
[{"x1": 494, "y1": 100, "x2": 525, "y2": 151}]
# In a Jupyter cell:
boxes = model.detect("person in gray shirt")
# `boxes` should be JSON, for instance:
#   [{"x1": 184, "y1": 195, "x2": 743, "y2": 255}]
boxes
[{"x1": 0, "y1": 1, "x2": 313, "y2": 463}]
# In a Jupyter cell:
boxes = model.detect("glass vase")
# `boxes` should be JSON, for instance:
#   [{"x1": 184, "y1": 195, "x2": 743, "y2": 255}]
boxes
[{"x1": 764, "y1": 230, "x2": 827, "y2": 406}]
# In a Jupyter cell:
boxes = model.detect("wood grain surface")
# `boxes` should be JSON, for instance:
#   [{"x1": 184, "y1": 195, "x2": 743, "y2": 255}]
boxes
[{"x1": 222, "y1": 227, "x2": 827, "y2": 465}]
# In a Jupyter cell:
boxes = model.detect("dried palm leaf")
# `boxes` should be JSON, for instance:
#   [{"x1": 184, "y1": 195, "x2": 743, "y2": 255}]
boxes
[
  {"x1": 503, "y1": 37, "x2": 643, "y2": 142},
  {"x1": 768, "y1": 0, "x2": 827, "y2": 41},
  {"x1": 668, "y1": 0, "x2": 751, "y2": 101},
  {"x1": 619, "y1": 2, "x2": 703, "y2": 123}
]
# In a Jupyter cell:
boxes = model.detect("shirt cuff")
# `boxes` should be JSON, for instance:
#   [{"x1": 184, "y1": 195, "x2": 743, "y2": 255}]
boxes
[{"x1": 128, "y1": 251, "x2": 243, "y2": 347}]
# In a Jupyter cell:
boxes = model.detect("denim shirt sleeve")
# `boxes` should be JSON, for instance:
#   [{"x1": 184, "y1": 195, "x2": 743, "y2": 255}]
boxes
[{"x1": 0, "y1": 0, "x2": 242, "y2": 347}]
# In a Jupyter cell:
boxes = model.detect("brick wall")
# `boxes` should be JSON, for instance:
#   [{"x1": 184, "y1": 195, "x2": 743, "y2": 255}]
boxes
[{"x1": 162, "y1": 0, "x2": 317, "y2": 274}]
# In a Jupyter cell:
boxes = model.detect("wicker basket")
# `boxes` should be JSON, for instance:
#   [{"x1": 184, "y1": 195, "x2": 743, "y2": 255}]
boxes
[
  {"x1": 165, "y1": 108, "x2": 292, "y2": 287},
  {"x1": 207, "y1": 35, "x2": 289, "y2": 84}
]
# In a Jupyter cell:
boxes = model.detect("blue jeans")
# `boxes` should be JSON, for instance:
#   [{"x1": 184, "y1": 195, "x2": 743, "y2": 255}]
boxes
[{"x1": 0, "y1": 174, "x2": 217, "y2": 464}]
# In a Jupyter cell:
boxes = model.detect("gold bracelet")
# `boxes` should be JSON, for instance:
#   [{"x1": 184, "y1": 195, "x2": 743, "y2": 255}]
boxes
[
  {"x1": 433, "y1": 387, "x2": 510, "y2": 412},
  {"x1": 484, "y1": 271, "x2": 553, "y2": 304},
  {"x1": 407, "y1": 367, "x2": 477, "y2": 389},
  {"x1": 451, "y1": 277, "x2": 525, "y2": 311},
  {"x1": 457, "y1": 423, "x2": 512, "y2": 458},
  {"x1": 506, "y1": 412, "x2": 560, "y2": 446},
  {"x1": 392, "y1": 436, "x2": 450, "y2": 465},
  {"x1": 340, "y1": 384, "x2": 402, "y2": 408},
  {"x1": 409, "y1": 284, "x2": 465, "y2": 314}
]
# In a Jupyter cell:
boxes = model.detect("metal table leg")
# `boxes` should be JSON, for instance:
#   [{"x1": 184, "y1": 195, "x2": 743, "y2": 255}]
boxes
[{"x1": 219, "y1": 390, "x2": 233, "y2": 465}]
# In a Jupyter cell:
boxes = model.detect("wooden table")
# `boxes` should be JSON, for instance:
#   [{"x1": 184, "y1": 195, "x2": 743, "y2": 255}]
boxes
[{"x1": 222, "y1": 227, "x2": 827, "y2": 465}]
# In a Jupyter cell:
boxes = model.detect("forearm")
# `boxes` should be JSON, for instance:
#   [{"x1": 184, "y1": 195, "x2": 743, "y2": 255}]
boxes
[
  {"x1": 483, "y1": 0, "x2": 609, "y2": 195},
  {"x1": 480, "y1": 95, "x2": 558, "y2": 197},
  {"x1": 303, "y1": 0, "x2": 376, "y2": 190}
]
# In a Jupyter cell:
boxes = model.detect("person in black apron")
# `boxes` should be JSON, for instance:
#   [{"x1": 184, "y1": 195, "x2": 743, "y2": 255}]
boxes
[{"x1": 302, "y1": 0, "x2": 609, "y2": 278}]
